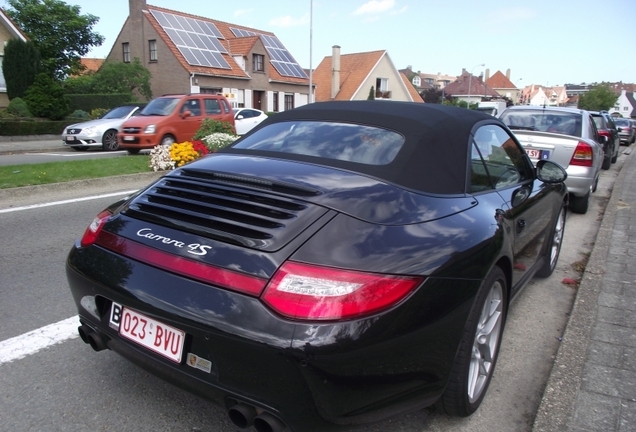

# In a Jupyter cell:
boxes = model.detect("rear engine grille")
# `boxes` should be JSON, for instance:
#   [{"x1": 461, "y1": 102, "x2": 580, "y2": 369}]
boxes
[{"x1": 123, "y1": 169, "x2": 327, "y2": 251}]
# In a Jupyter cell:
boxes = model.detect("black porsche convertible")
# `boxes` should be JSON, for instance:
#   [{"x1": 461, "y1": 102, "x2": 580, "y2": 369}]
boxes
[{"x1": 66, "y1": 101, "x2": 568, "y2": 432}]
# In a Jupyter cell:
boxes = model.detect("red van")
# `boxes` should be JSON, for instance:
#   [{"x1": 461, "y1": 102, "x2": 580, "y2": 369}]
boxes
[{"x1": 118, "y1": 94, "x2": 235, "y2": 154}]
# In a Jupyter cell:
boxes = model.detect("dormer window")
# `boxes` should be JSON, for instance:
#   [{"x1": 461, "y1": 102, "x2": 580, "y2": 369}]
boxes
[
  {"x1": 253, "y1": 54, "x2": 264, "y2": 72},
  {"x1": 412, "y1": 76, "x2": 421, "y2": 87}
]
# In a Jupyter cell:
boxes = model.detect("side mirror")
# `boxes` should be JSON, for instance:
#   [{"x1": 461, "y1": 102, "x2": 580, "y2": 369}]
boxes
[
  {"x1": 536, "y1": 160, "x2": 567, "y2": 183},
  {"x1": 237, "y1": 115, "x2": 244, "y2": 120},
  {"x1": 598, "y1": 135, "x2": 608, "y2": 144},
  {"x1": 617, "y1": 127, "x2": 623, "y2": 132}
]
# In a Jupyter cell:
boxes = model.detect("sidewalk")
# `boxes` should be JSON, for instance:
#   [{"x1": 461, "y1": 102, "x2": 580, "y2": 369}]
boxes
[
  {"x1": 533, "y1": 148, "x2": 636, "y2": 431},
  {"x1": 0, "y1": 135, "x2": 65, "y2": 154}
]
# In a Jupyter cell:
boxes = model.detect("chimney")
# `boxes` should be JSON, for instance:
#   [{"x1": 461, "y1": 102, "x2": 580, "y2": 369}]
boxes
[
  {"x1": 484, "y1": 68, "x2": 490, "y2": 82},
  {"x1": 331, "y1": 45, "x2": 341, "y2": 99},
  {"x1": 506, "y1": 68, "x2": 510, "y2": 80},
  {"x1": 130, "y1": 0, "x2": 146, "y2": 28}
]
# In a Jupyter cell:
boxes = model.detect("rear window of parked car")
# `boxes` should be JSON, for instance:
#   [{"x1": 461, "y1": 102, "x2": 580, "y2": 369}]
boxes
[
  {"x1": 501, "y1": 110, "x2": 582, "y2": 137},
  {"x1": 232, "y1": 121, "x2": 405, "y2": 165}
]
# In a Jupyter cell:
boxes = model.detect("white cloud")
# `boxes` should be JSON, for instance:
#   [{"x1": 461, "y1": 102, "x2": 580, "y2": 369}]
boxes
[
  {"x1": 353, "y1": 0, "x2": 396, "y2": 15},
  {"x1": 233, "y1": 8, "x2": 253, "y2": 17},
  {"x1": 269, "y1": 13, "x2": 310, "y2": 27}
]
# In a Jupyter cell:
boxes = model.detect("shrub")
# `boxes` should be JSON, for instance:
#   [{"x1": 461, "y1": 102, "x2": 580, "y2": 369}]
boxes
[
  {"x1": 24, "y1": 73, "x2": 70, "y2": 120},
  {"x1": 6, "y1": 97, "x2": 32, "y2": 117},
  {"x1": 69, "y1": 110, "x2": 90, "y2": 119},
  {"x1": 90, "y1": 108, "x2": 109, "y2": 119},
  {"x1": 193, "y1": 119, "x2": 236, "y2": 140}
]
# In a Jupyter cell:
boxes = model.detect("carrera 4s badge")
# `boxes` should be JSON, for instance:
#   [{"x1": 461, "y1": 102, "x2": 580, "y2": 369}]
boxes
[{"x1": 136, "y1": 228, "x2": 212, "y2": 256}]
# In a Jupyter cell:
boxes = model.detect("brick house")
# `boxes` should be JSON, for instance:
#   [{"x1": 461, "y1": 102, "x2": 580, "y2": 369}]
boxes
[
  {"x1": 312, "y1": 46, "x2": 422, "y2": 102},
  {"x1": 0, "y1": 8, "x2": 28, "y2": 108},
  {"x1": 443, "y1": 69, "x2": 500, "y2": 105},
  {"x1": 106, "y1": 0, "x2": 311, "y2": 112}
]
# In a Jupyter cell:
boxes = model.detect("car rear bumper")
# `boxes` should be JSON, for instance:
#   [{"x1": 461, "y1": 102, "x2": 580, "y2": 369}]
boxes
[
  {"x1": 66, "y1": 243, "x2": 477, "y2": 430},
  {"x1": 564, "y1": 165, "x2": 597, "y2": 196}
]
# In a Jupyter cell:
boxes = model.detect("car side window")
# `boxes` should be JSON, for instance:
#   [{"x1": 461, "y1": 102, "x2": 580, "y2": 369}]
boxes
[
  {"x1": 181, "y1": 99, "x2": 201, "y2": 116},
  {"x1": 471, "y1": 124, "x2": 528, "y2": 191},
  {"x1": 204, "y1": 99, "x2": 222, "y2": 115}
]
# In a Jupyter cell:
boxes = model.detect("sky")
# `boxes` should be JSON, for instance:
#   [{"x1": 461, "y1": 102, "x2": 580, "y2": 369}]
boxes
[{"x1": 4, "y1": 0, "x2": 636, "y2": 87}]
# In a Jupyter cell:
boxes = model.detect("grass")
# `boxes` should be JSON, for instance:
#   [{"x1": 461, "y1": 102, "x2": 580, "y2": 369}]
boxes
[{"x1": 0, "y1": 155, "x2": 152, "y2": 189}]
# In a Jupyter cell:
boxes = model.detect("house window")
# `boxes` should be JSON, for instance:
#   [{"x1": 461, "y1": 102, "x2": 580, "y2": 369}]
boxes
[
  {"x1": 624, "y1": 107, "x2": 629, "y2": 111},
  {"x1": 273, "y1": 92, "x2": 279, "y2": 112},
  {"x1": 0, "y1": 56, "x2": 6, "y2": 91},
  {"x1": 149, "y1": 40, "x2": 157, "y2": 61},
  {"x1": 376, "y1": 78, "x2": 390, "y2": 98},
  {"x1": 412, "y1": 76, "x2": 421, "y2": 87},
  {"x1": 122, "y1": 43, "x2": 130, "y2": 63},
  {"x1": 284, "y1": 94, "x2": 294, "y2": 111},
  {"x1": 253, "y1": 54, "x2": 264, "y2": 72}
]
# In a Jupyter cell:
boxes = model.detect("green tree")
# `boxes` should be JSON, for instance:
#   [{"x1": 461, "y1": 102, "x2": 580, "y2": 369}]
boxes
[
  {"x1": 63, "y1": 74, "x2": 96, "y2": 94},
  {"x1": 2, "y1": 39, "x2": 40, "y2": 99},
  {"x1": 92, "y1": 59, "x2": 152, "y2": 100},
  {"x1": 367, "y1": 85, "x2": 375, "y2": 100},
  {"x1": 24, "y1": 73, "x2": 70, "y2": 119},
  {"x1": 5, "y1": 0, "x2": 104, "y2": 78},
  {"x1": 578, "y1": 85, "x2": 618, "y2": 111},
  {"x1": 421, "y1": 88, "x2": 443, "y2": 104}
]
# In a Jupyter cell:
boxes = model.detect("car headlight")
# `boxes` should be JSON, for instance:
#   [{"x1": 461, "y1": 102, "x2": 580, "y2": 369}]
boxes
[
  {"x1": 83, "y1": 126, "x2": 96, "y2": 135},
  {"x1": 144, "y1": 125, "x2": 156, "y2": 134}
]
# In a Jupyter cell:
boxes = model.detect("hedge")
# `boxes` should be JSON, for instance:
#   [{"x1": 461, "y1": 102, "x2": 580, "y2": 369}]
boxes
[
  {"x1": 67, "y1": 93, "x2": 136, "y2": 112},
  {"x1": 0, "y1": 118, "x2": 86, "y2": 135}
]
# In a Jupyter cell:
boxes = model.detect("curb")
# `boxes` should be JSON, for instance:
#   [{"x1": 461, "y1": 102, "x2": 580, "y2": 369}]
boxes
[{"x1": 532, "y1": 149, "x2": 633, "y2": 430}]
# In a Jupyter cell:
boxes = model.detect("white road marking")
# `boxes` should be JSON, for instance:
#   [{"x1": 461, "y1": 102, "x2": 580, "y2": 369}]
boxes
[
  {"x1": 0, "y1": 316, "x2": 80, "y2": 365},
  {"x1": 0, "y1": 190, "x2": 138, "y2": 214}
]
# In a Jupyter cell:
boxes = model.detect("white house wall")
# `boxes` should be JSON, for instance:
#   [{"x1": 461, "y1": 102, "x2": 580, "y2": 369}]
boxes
[{"x1": 353, "y1": 56, "x2": 411, "y2": 101}]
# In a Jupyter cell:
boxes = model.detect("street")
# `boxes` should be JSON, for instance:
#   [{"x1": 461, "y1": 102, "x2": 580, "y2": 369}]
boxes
[{"x1": 0, "y1": 149, "x2": 627, "y2": 432}]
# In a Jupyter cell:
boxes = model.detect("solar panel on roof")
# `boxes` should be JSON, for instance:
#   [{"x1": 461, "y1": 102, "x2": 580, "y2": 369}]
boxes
[
  {"x1": 229, "y1": 27, "x2": 307, "y2": 79},
  {"x1": 150, "y1": 9, "x2": 230, "y2": 69}
]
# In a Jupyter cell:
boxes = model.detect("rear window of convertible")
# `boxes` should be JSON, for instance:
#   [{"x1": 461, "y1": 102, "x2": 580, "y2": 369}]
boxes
[{"x1": 231, "y1": 121, "x2": 405, "y2": 165}]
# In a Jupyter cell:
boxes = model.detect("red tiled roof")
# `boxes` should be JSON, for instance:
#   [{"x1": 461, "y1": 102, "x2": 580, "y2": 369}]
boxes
[
  {"x1": 486, "y1": 70, "x2": 516, "y2": 89},
  {"x1": 400, "y1": 72, "x2": 424, "y2": 102},
  {"x1": 313, "y1": 50, "x2": 385, "y2": 101},
  {"x1": 145, "y1": 4, "x2": 308, "y2": 84},
  {"x1": 444, "y1": 72, "x2": 500, "y2": 97},
  {"x1": 80, "y1": 58, "x2": 104, "y2": 74}
]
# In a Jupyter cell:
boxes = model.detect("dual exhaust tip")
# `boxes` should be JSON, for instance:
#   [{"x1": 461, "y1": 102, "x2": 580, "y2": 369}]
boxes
[
  {"x1": 78, "y1": 325, "x2": 108, "y2": 352},
  {"x1": 78, "y1": 325, "x2": 286, "y2": 431},
  {"x1": 227, "y1": 400, "x2": 286, "y2": 432}
]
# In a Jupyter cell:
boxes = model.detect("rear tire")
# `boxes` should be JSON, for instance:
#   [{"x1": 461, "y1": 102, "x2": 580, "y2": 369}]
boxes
[
  {"x1": 569, "y1": 188, "x2": 591, "y2": 214},
  {"x1": 602, "y1": 151, "x2": 611, "y2": 170},
  {"x1": 536, "y1": 204, "x2": 566, "y2": 278},
  {"x1": 435, "y1": 266, "x2": 508, "y2": 416}
]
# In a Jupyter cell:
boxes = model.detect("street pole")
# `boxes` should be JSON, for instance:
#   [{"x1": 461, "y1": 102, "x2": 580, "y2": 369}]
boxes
[{"x1": 308, "y1": 0, "x2": 313, "y2": 103}]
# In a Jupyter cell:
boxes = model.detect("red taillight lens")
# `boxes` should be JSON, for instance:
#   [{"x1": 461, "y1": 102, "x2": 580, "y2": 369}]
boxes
[
  {"x1": 262, "y1": 261, "x2": 423, "y2": 320},
  {"x1": 569, "y1": 141, "x2": 594, "y2": 167},
  {"x1": 80, "y1": 210, "x2": 112, "y2": 247}
]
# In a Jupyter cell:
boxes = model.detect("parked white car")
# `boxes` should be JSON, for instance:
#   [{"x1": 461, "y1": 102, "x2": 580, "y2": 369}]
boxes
[
  {"x1": 233, "y1": 108, "x2": 268, "y2": 135},
  {"x1": 62, "y1": 104, "x2": 145, "y2": 151},
  {"x1": 499, "y1": 106, "x2": 604, "y2": 214}
]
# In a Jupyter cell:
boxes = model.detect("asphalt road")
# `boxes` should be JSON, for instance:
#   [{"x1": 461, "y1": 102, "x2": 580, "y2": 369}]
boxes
[{"x1": 0, "y1": 151, "x2": 626, "y2": 432}]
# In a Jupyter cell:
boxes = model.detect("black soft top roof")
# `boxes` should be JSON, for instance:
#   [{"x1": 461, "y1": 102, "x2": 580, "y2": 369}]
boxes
[{"x1": 224, "y1": 100, "x2": 498, "y2": 195}]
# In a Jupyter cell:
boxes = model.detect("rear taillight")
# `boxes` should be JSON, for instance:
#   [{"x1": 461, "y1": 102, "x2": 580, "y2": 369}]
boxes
[
  {"x1": 262, "y1": 261, "x2": 423, "y2": 320},
  {"x1": 80, "y1": 210, "x2": 112, "y2": 247},
  {"x1": 569, "y1": 141, "x2": 594, "y2": 167},
  {"x1": 598, "y1": 130, "x2": 610, "y2": 137}
]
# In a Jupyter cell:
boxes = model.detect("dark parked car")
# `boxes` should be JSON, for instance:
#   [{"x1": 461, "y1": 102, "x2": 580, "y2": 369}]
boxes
[
  {"x1": 589, "y1": 110, "x2": 620, "y2": 169},
  {"x1": 614, "y1": 117, "x2": 635, "y2": 145},
  {"x1": 67, "y1": 101, "x2": 568, "y2": 432}
]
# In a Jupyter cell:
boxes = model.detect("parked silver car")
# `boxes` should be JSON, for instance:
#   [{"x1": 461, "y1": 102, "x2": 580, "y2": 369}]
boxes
[
  {"x1": 500, "y1": 106, "x2": 604, "y2": 214},
  {"x1": 62, "y1": 104, "x2": 145, "y2": 151}
]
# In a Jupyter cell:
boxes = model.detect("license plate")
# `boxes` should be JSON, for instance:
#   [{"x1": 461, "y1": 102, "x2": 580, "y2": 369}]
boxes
[
  {"x1": 526, "y1": 149, "x2": 549, "y2": 160},
  {"x1": 110, "y1": 302, "x2": 185, "y2": 363},
  {"x1": 66, "y1": 136, "x2": 75, "y2": 142},
  {"x1": 123, "y1": 135, "x2": 135, "y2": 141}
]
